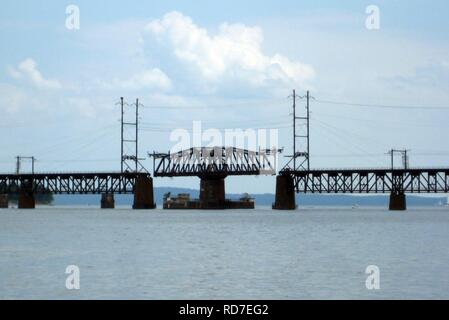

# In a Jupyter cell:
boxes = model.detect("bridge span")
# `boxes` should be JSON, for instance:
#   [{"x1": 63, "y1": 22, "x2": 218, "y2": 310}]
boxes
[
  {"x1": 273, "y1": 167, "x2": 449, "y2": 210},
  {"x1": 0, "y1": 172, "x2": 155, "y2": 209},
  {"x1": 151, "y1": 147, "x2": 277, "y2": 209}
]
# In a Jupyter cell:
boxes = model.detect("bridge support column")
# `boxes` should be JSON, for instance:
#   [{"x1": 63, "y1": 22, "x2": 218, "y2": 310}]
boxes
[
  {"x1": 18, "y1": 179, "x2": 35, "y2": 209},
  {"x1": 389, "y1": 192, "x2": 406, "y2": 211},
  {"x1": 199, "y1": 176, "x2": 226, "y2": 209},
  {"x1": 133, "y1": 175, "x2": 156, "y2": 209},
  {"x1": 0, "y1": 194, "x2": 8, "y2": 208},
  {"x1": 272, "y1": 175, "x2": 296, "y2": 210},
  {"x1": 101, "y1": 193, "x2": 115, "y2": 209},
  {"x1": 18, "y1": 192, "x2": 35, "y2": 209}
]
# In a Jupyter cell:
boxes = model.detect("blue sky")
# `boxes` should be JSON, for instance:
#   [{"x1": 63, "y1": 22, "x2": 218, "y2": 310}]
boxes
[{"x1": 1, "y1": 1, "x2": 449, "y2": 193}]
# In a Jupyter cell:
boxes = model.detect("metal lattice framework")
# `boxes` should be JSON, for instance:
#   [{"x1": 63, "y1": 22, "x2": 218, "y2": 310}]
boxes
[
  {"x1": 282, "y1": 168, "x2": 449, "y2": 194},
  {"x1": 0, "y1": 172, "x2": 149, "y2": 194},
  {"x1": 151, "y1": 147, "x2": 277, "y2": 177}
]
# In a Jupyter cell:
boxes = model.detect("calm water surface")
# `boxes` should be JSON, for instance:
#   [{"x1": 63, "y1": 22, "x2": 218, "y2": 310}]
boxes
[{"x1": 1, "y1": 207, "x2": 448, "y2": 299}]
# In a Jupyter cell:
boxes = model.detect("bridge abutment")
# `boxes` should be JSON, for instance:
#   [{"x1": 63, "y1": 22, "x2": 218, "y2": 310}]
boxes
[
  {"x1": 389, "y1": 192, "x2": 406, "y2": 211},
  {"x1": 199, "y1": 176, "x2": 226, "y2": 209},
  {"x1": 272, "y1": 175, "x2": 296, "y2": 210},
  {"x1": 101, "y1": 193, "x2": 115, "y2": 209},
  {"x1": 0, "y1": 194, "x2": 8, "y2": 208},
  {"x1": 133, "y1": 175, "x2": 156, "y2": 209}
]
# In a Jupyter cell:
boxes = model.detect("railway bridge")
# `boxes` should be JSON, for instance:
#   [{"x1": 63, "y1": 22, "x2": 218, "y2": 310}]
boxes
[
  {"x1": 270, "y1": 89, "x2": 449, "y2": 211},
  {"x1": 272, "y1": 167, "x2": 449, "y2": 210},
  {"x1": 151, "y1": 146, "x2": 277, "y2": 209},
  {"x1": 0, "y1": 172, "x2": 155, "y2": 209},
  {"x1": 1, "y1": 92, "x2": 448, "y2": 211}
]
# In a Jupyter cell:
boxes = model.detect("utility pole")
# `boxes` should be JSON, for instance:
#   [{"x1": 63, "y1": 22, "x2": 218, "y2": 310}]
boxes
[
  {"x1": 390, "y1": 149, "x2": 394, "y2": 169},
  {"x1": 388, "y1": 149, "x2": 409, "y2": 170},
  {"x1": 120, "y1": 97, "x2": 124, "y2": 174},
  {"x1": 403, "y1": 150, "x2": 408, "y2": 170},
  {"x1": 118, "y1": 97, "x2": 147, "y2": 173},
  {"x1": 135, "y1": 98, "x2": 139, "y2": 173},
  {"x1": 292, "y1": 89, "x2": 296, "y2": 170},
  {"x1": 306, "y1": 90, "x2": 310, "y2": 170},
  {"x1": 289, "y1": 89, "x2": 311, "y2": 171},
  {"x1": 15, "y1": 156, "x2": 35, "y2": 174}
]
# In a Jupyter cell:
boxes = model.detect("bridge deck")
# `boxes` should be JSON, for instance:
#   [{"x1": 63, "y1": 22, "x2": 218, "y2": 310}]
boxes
[
  {"x1": 153, "y1": 165, "x2": 262, "y2": 177},
  {"x1": 0, "y1": 172, "x2": 149, "y2": 194},
  {"x1": 280, "y1": 167, "x2": 449, "y2": 193}
]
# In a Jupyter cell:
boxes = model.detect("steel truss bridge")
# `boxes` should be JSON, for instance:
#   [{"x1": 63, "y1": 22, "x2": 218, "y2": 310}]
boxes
[
  {"x1": 281, "y1": 168, "x2": 449, "y2": 194},
  {"x1": 0, "y1": 172, "x2": 148, "y2": 194},
  {"x1": 151, "y1": 147, "x2": 278, "y2": 177}
]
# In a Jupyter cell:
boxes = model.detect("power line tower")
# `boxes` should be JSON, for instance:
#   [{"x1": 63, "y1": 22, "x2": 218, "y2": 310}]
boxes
[
  {"x1": 118, "y1": 97, "x2": 147, "y2": 173},
  {"x1": 287, "y1": 89, "x2": 311, "y2": 171},
  {"x1": 16, "y1": 156, "x2": 35, "y2": 174},
  {"x1": 388, "y1": 149, "x2": 409, "y2": 169}
]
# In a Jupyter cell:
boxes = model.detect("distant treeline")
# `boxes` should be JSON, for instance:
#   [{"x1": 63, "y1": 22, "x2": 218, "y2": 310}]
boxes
[
  {"x1": 8, "y1": 193, "x2": 54, "y2": 205},
  {"x1": 0, "y1": 182, "x2": 54, "y2": 204},
  {"x1": 51, "y1": 187, "x2": 448, "y2": 207}
]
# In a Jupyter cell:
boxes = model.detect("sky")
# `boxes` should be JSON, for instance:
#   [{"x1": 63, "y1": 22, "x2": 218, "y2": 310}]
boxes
[{"x1": 1, "y1": 0, "x2": 449, "y2": 193}]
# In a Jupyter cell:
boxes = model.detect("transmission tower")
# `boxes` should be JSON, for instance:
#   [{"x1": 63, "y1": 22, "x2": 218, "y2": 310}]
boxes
[
  {"x1": 287, "y1": 89, "x2": 311, "y2": 171},
  {"x1": 118, "y1": 97, "x2": 147, "y2": 173}
]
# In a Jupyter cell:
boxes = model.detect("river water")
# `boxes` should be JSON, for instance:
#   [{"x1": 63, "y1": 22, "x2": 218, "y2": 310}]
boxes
[{"x1": 1, "y1": 207, "x2": 448, "y2": 299}]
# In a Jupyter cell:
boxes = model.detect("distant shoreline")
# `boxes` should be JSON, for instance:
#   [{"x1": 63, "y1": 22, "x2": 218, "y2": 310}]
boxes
[{"x1": 47, "y1": 187, "x2": 448, "y2": 207}]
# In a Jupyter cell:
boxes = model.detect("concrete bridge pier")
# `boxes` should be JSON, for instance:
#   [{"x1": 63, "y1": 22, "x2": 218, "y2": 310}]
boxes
[
  {"x1": 18, "y1": 179, "x2": 35, "y2": 209},
  {"x1": 101, "y1": 193, "x2": 115, "y2": 209},
  {"x1": 18, "y1": 192, "x2": 35, "y2": 209},
  {"x1": 389, "y1": 191, "x2": 407, "y2": 211},
  {"x1": 133, "y1": 175, "x2": 156, "y2": 209},
  {"x1": 0, "y1": 194, "x2": 8, "y2": 208},
  {"x1": 199, "y1": 176, "x2": 226, "y2": 209},
  {"x1": 272, "y1": 175, "x2": 297, "y2": 210}
]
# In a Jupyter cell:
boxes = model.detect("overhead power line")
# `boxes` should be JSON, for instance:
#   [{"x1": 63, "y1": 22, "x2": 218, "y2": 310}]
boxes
[
  {"x1": 314, "y1": 99, "x2": 449, "y2": 110},
  {"x1": 138, "y1": 98, "x2": 288, "y2": 110}
]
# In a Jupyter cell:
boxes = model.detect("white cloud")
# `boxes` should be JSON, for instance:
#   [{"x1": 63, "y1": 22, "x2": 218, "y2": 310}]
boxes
[
  {"x1": 384, "y1": 60, "x2": 449, "y2": 89},
  {"x1": 8, "y1": 58, "x2": 62, "y2": 89},
  {"x1": 0, "y1": 84, "x2": 27, "y2": 113},
  {"x1": 99, "y1": 68, "x2": 172, "y2": 91},
  {"x1": 144, "y1": 11, "x2": 315, "y2": 88},
  {"x1": 66, "y1": 97, "x2": 97, "y2": 119},
  {"x1": 7, "y1": 66, "x2": 22, "y2": 79}
]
